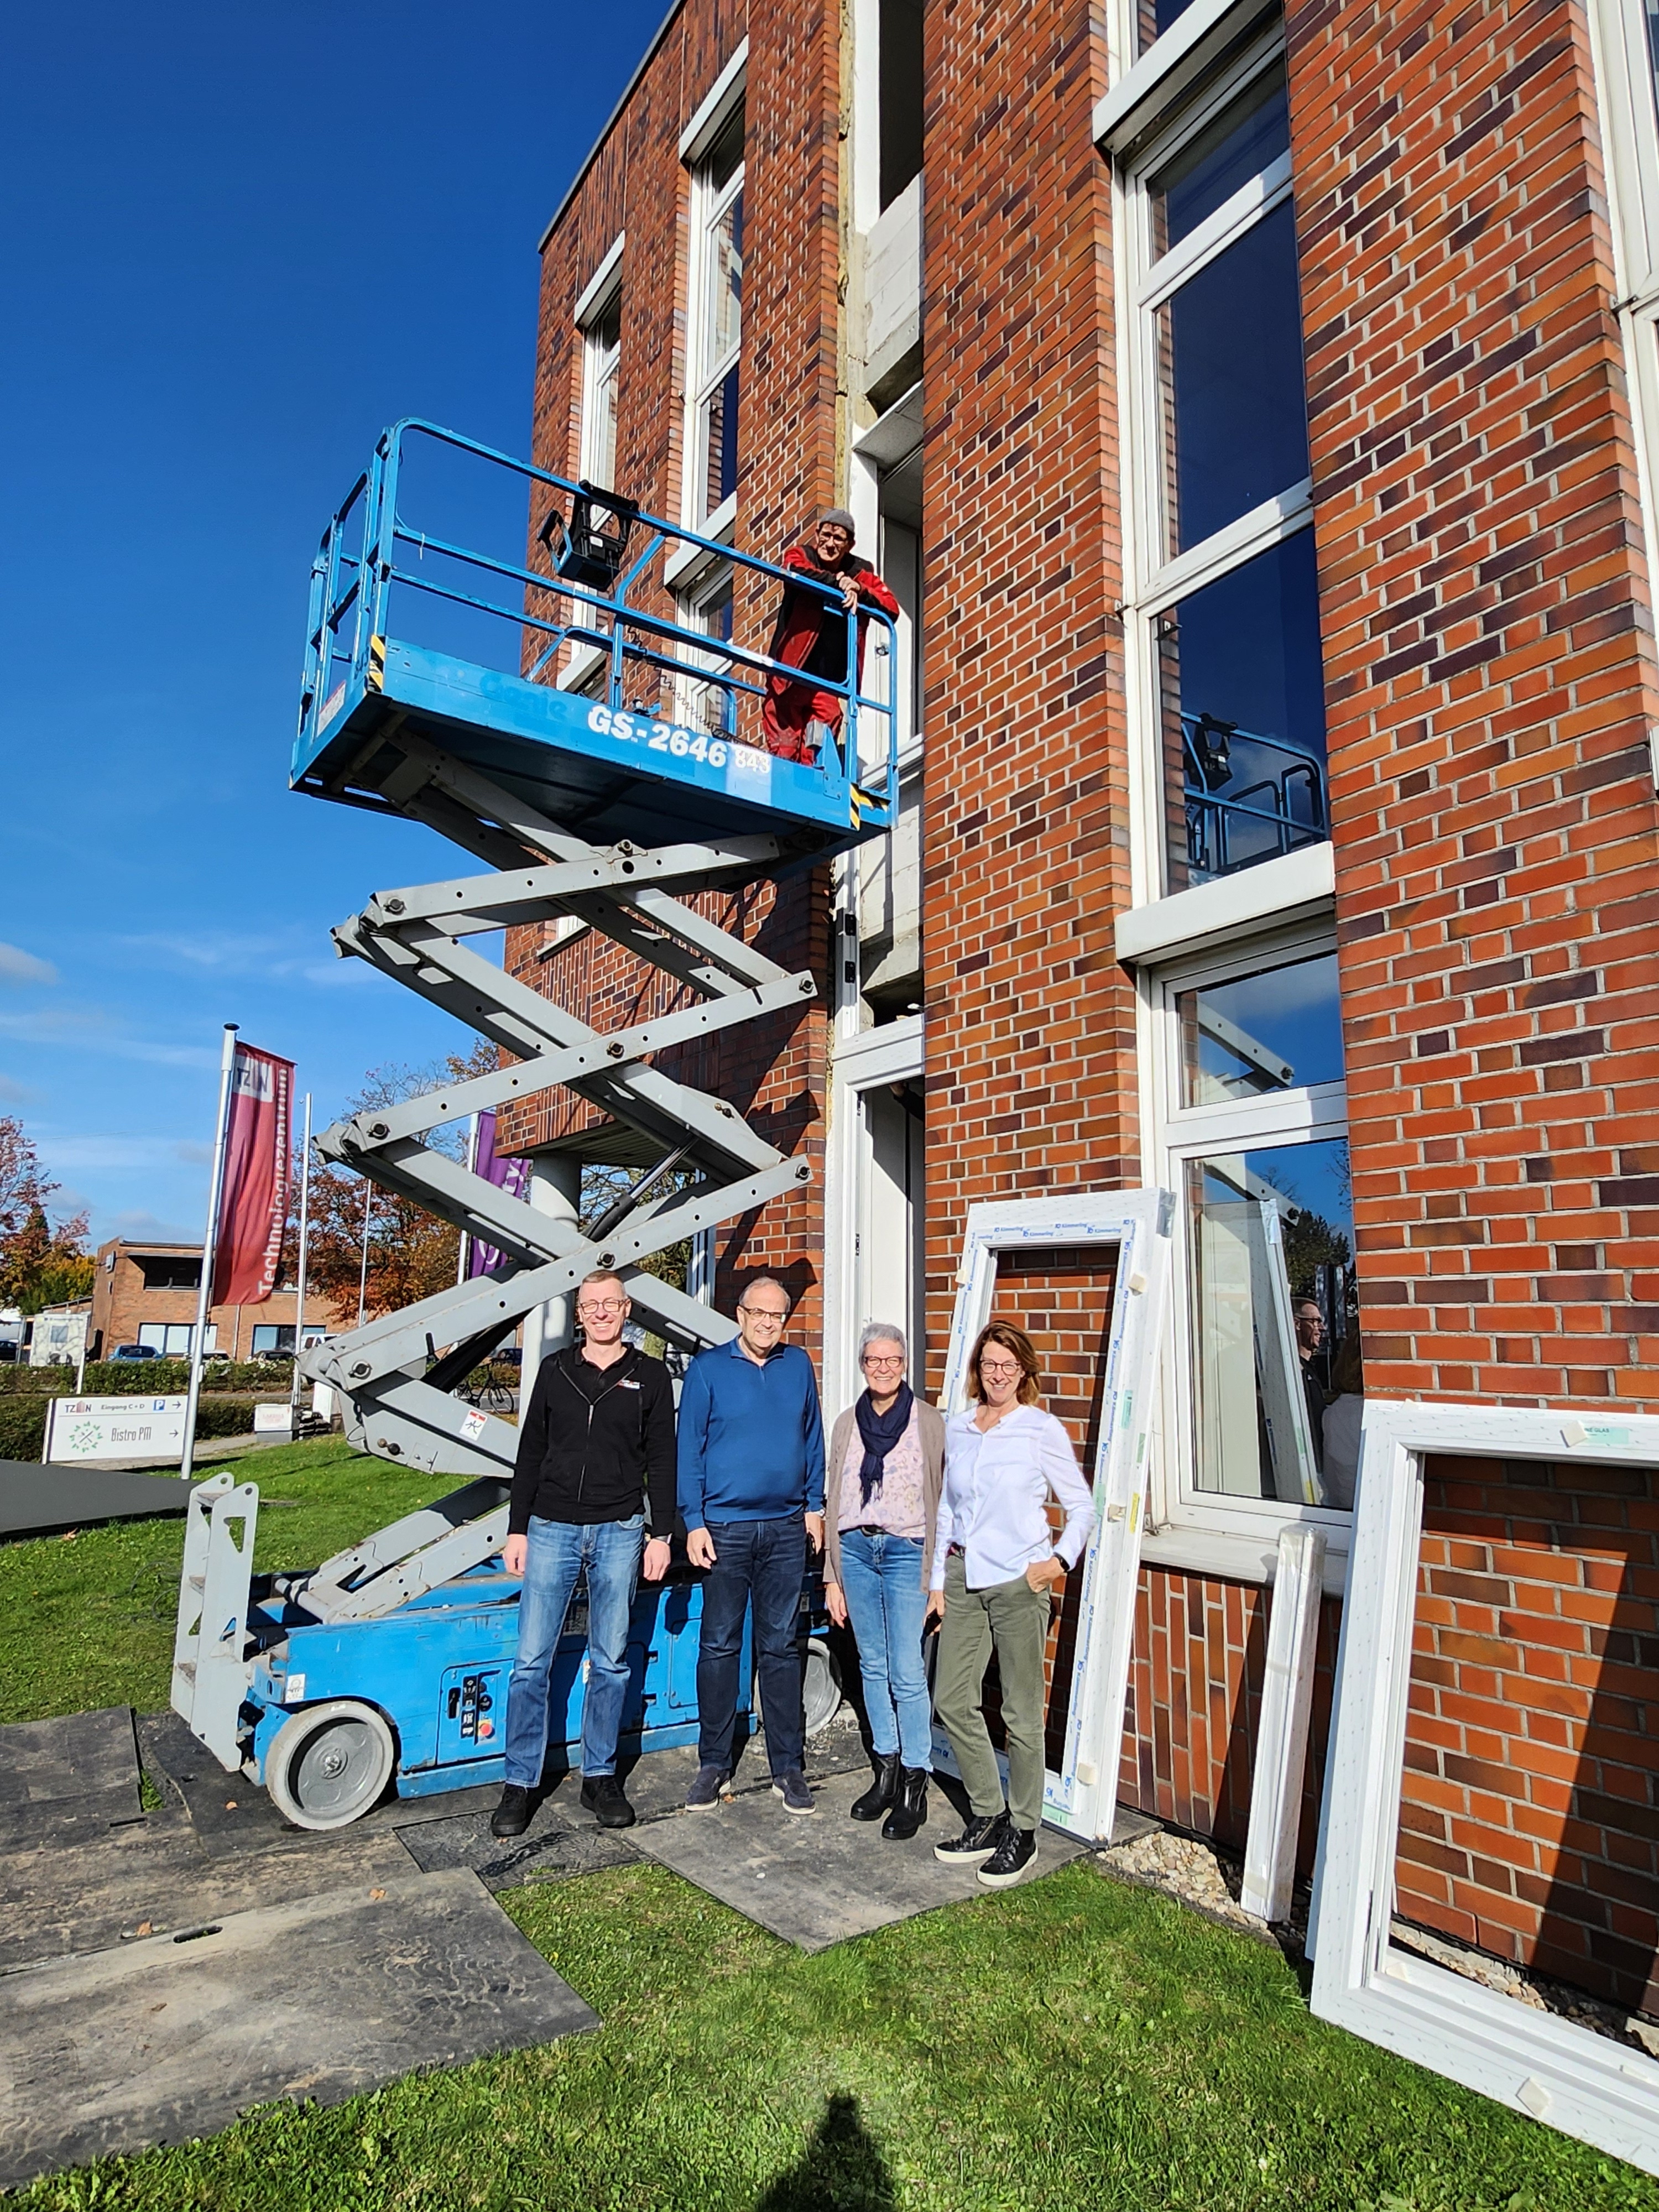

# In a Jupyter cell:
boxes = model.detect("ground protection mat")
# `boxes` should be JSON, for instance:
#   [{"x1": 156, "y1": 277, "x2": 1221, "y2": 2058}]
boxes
[
  {"x1": 635, "y1": 1764, "x2": 1091, "y2": 1950},
  {"x1": 0, "y1": 1868, "x2": 598, "y2": 2190},
  {"x1": 0, "y1": 1462, "x2": 191, "y2": 1539}
]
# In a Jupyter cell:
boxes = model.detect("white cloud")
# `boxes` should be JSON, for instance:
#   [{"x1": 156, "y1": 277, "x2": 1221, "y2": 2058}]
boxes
[
  {"x1": 36, "y1": 1135, "x2": 186, "y2": 1172},
  {"x1": 0, "y1": 1073, "x2": 36, "y2": 1103},
  {"x1": 0, "y1": 942, "x2": 58, "y2": 985},
  {"x1": 0, "y1": 1008, "x2": 218, "y2": 1070},
  {"x1": 105, "y1": 1208, "x2": 199, "y2": 1245}
]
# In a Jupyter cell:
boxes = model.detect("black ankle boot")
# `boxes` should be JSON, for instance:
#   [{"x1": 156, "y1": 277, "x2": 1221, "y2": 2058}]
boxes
[
  {"x1": 850, "y1": 1752, "x2": 901, "y2": 1822},
  {"x1": 881, "y1": 1766, "x2": 928, "y2": 1840}
]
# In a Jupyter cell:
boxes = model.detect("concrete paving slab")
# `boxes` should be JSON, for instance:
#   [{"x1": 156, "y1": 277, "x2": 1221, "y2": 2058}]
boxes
[
  {"x1": 0, "y1": 1462, "x2": 192, "y2": 1539},
  {"x1": 0, "y1": 1868, "x2": 598, "y2": 2190},
  {"x1": 634, "y1": 1764, "x2": 1091, "y2": 1950},
  {"x1": 0, "y1": 1814, "x2": 415, "y2": 1971}
]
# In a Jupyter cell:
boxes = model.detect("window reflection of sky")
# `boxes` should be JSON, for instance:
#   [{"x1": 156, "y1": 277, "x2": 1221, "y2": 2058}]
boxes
[
  {"x1": 1197, "y1": 1136, "x2": 1352, "y2": 1245},
  {"x1": 1155, "y1": 67, "x2": 1289, "y2": 248},
  {"x1": 1180, "y1": 953, "x2": 1343, "y2": 1104}
]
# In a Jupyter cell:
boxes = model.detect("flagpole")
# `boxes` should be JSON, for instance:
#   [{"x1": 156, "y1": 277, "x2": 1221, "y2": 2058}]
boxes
[
  {"x1": 288, "y1": 1092, "x2": 312, "y2": 1428},
  {"x1": 457, "y1": 1113, "x2": 478, "y2": 1285},
  {"x1": 182, "y1": 1024, "x2": 238, "y2": 1483},
  {"x1": 356, "y1": 1181, "x2": 374, "y2": 1329}
]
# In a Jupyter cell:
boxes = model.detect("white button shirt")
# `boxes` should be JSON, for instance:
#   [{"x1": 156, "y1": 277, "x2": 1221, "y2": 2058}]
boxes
[{"x1": 930, "y1": 1405, "x2": 1094, "y2": 1592}]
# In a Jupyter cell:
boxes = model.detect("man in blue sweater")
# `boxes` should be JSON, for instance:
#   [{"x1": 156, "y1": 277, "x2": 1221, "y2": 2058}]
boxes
[{"x1": 678, "y1": 1275, "x2": 825, "y2": 1815}]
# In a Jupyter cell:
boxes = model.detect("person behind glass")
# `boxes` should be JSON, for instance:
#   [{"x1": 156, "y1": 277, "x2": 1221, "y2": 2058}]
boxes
[
  {"x1": 491, "y1": 1271, "x2": 675, "y2": 1840},
  {"x1": 822, "y1": 1323, "x2": 946, "y2": 1841},
  {"x1": 930, "y1": 1321, "x2": 1093, "y2": 1890},
  {"x1": 677, "y1": 1275, "x2": 826, "y2": 1817}
]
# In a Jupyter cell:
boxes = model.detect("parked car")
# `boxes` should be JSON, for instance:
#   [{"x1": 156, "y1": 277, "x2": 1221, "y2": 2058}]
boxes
[{"x1": 109, "y1": 1343, "x2": 163, "y2": 1361}]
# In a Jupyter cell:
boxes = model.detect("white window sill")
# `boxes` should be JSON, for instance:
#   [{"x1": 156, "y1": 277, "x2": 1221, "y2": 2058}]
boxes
[
  {"x1": 1142, "y1": 1522, "x2": 1349, "y2": 1598},
  {"x1": 665, "y1": 498, "x2": 736, "y2": 592},
  {"x1": 1115, "y1": 840, "x2": 1334, "y2": 966}
]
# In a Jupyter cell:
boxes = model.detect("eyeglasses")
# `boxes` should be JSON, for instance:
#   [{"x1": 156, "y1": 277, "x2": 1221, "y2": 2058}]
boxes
[
  {"x1": 978, "y1": 1359, "x2": 1022, "y2": 1379},
  {"x1": 863, "y1": 1354, "x2": 905, "y2": 1370},
  {"x1": 577, "y1": 1298, "x2": 628, "y2": 1316},
  {"x1": 739, "y1": 1306, "x2": 788, "y2": 1324}
]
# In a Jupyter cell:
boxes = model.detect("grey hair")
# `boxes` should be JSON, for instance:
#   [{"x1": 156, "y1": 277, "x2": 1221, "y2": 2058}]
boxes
[{"x1": 858, "y1": 1321, "x2": 907, "y2": 1363}]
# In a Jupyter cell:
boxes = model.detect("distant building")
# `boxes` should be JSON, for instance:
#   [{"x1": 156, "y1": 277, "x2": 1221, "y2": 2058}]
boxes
[{"x1": 88, "y1": 1239, "x2": 333, "y2": 1361}]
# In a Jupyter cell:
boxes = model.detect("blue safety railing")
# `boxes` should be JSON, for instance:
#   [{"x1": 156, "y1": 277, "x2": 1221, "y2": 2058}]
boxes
[
  {"x1": 1181, "y1": 711, "x2": 1327, "y2": 880},
  {"x1": 298, "y1": 419, "x2": 900, "y2": 818}
]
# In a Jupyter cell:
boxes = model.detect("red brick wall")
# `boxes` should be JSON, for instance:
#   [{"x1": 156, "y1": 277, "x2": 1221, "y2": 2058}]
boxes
[
  {"x1": 1399, "y1": 1451, "x2": 1659, "y2": 2014},
  {"x1": 918, "y1": 0, "x2": 1139, "y2": 1404},
  {"x1": 1288, "y1": 0, "x2": 1659, "y2": 1407},
  {"x1": 508, "y1": 0, "x2": 844, "y2": 1327}
]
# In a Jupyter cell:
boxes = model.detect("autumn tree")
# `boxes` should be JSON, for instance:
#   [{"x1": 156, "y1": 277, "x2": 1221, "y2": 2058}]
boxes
[{"x1": 0, "y1": 1117, "x2": 94, "y2": 1313}]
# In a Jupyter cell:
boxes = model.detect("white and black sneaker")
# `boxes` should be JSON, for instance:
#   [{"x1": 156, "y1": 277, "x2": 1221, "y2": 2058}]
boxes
[
  {"x1": 684, "y1": 1764, "x2": 733, "y2": 1812},
  {"x1": 933, "y1": 1809, "x2": 1008, "y2": 1866},
  {"x1": 977, "y1": 1825, "x2": 1038, "y2": 1888}
]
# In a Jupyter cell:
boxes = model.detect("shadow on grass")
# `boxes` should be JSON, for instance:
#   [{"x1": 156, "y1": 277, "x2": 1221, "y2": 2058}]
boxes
[{"x1": 755, "y1": 2092, "x2": 896, "y2": 2211}]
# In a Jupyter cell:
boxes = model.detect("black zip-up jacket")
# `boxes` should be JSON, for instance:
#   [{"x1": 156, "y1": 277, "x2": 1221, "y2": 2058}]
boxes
[{"x1": 508, "y1": 1344, "x2": 676, "y2": 1538}]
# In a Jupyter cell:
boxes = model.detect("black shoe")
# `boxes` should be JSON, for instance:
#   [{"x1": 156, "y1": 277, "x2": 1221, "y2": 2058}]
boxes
[
  {"x1": 849, "y1": 1752, "x2": 901, "y2": 1822},
  {"x1": 978, "y1": 1824, "x2": 1038, "y2": 1888},
  {"x1": 933, "y1": 1808, "x2": 1008, "y2": 1865},
  {"x1": 881, "y1": 1766, "x2": 928, "y2": 1840},
  {"x1": 490, "y1": 1784, "x2": 532, "y2": 1839},
  {"x1": 580, "y1": 1775, "x2": 638, "y2": 1830}
]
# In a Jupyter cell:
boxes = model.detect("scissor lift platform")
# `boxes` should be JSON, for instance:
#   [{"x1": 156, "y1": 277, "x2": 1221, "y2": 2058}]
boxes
[{"x1": 295, "y1": 419, "x2": 898, "y2": 860}]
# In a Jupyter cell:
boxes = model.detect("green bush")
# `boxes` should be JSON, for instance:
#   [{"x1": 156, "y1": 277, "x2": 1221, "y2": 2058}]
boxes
[
  {"x1": 0, "y1": 1359, "x2": 296, "y2": 1398},
  {"x1": 0, "y1": 1395, "x2": 258, "y2": 1464}
]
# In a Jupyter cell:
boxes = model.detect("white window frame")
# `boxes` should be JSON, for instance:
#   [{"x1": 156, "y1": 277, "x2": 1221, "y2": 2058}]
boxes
[
  {"x1": 682, "y1": 69, "x2": 746, "y2": 537},
  {"x1": 1588, "y1": 0, "x2": 1659, "y2": 617},
  {"x1": 1114, "y1": 22, "x2": 1322, "y2": 910},
  {"x1": 576, "y1": 263, "x2": 623, "y2": 492},
  {"x1": 937, "y1": 1191, "x2": 1175, "y2": 1843},
  {"x1": 822, "y1": 1013, "x2": 926, "y2": 1414},
  {"x1": 674, "y1": 556, "x2": 738, "y2": 734},
  {"x1": 1310, "y1": 1399, "x2": 1659, "y2": 2178},
  {"x1": 1141, "y1": 917, "x2": 1355, "y2": 1579}
]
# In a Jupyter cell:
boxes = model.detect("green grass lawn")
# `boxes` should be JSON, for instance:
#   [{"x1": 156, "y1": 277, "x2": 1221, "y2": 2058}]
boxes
[{"x1": 6, "y1": 1442, "x2": 1658, "y2": 2212}]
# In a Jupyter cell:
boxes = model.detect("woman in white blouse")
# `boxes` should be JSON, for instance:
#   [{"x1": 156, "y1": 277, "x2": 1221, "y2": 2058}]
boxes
[{"x1": 928, "y1": 1320, "x2": 1092, "y2": 1889}]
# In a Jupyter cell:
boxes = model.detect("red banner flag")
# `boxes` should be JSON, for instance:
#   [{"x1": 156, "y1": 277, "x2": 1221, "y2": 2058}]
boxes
[{"x1": 211, "y1": 1045, "x2": 294, "y2": 1306}]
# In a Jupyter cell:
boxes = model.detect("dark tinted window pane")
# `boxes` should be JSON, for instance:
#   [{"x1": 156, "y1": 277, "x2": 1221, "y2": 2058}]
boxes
[
  {"x1": 1186, "y1": 1136, "x2": 1359, "y2": 1506},
  {"x1": 1154, "y1": 67, "x2": 1289, "y2": 249},
  {"x1": 1177, "y1": 954, "x2": 1344, "y2": 1107},
  {"x1": 707, "y1": 102, "x2": 744, "y2": 192},
  {"x1": 879, "y1": 0, "x2": 924, "y2": 210},
  {"x1": 1158, "y1": 528, "x2": 1327, "y2": 889},
  {"x1": 1164, "y1": 199, "x2": 1310, "y2": 551}
]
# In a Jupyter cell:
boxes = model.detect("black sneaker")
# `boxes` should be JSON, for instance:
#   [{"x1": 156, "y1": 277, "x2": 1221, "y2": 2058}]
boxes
[
  {"x1": 490, "y1": 1784, "x2": 532, "y2": 1839},
  {"x1": 580, "y1": 1775, "x2": 638, "y2": 1830},
  {"x1": 933, "y1": 1808, "x2": 1008, "y2": 1865},
  {"x1": 978, "y1": 1824, "x2": 1038, "y2": 1888}
]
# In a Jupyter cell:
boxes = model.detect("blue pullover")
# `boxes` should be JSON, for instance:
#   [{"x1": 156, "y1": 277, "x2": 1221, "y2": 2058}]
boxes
[{"x1": 676, "y1": 1338, "x2": 826, "y2": 1528}]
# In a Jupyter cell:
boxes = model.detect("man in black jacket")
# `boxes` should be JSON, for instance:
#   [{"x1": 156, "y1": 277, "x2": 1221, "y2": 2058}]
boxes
[{"x1": 491, "y1": 1270, "x2": 675, "y2": 1838}]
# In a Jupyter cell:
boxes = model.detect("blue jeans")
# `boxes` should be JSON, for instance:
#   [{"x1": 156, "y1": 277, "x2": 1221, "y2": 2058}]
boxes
[
  {"x1": 696, "y1": 1514, "x2": 806, "y2": 1777},
  {"x1": 504, "y1": 1513, "x2": 643, "y2": 1786},
  {"x1": 838, "y1": 1529, "x2": 933, "y2": 1771}
]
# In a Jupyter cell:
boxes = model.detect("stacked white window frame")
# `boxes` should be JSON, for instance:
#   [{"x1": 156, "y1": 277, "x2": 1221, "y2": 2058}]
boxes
[
  {"x1": 1104, "y1": 1, "x2": 1355, "y2": 1578},
  {"x1": 578, "y1": 289, "x2": 622, "y2": 492}
]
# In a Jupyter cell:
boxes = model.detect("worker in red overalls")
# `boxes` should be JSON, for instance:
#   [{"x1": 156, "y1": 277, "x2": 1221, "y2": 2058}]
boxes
[{"x1": 760, "y1": 509, "x2": 900, "y2": 766}]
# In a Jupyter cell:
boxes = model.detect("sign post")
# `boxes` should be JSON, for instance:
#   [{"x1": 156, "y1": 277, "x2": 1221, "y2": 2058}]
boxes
[{"x1": 287, "y1": 1091, "x2": 313, "y2": 1430}]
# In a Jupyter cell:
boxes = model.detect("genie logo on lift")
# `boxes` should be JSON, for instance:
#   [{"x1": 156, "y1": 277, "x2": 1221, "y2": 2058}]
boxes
[{"x1": 586, "y1": 701, "x2": 770, "y2": 778}]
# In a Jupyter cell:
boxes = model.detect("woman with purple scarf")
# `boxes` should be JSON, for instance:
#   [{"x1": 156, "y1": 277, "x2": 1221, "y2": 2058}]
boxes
[{"x1": 823, "y1": 1322, "x2": 946, "y2": 1839}]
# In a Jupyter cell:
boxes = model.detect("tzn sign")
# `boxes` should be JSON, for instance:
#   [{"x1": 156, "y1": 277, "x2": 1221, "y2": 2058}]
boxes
[{"x1": 45, "y1": 1395, "x2": 188, "y2": 1464}]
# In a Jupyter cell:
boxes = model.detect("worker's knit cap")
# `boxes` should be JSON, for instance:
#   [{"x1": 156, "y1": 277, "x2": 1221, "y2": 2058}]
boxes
[{"x1": 819, "y1": 508, "x2": 857, "y2": 539}]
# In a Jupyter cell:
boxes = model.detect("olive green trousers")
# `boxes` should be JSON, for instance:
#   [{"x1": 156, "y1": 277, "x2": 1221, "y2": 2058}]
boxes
[{"x1": 931, "y1": 1550, "x2": 1051, "y2": 1833}]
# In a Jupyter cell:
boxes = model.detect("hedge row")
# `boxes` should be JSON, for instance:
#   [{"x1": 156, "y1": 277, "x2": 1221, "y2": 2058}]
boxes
[
  {"x1": 0, "y1": 1397, "x2": 259, "y2": 1465},
  {"x1": 0, "y1": 1360, "x2": 295, "y2": 1398}
]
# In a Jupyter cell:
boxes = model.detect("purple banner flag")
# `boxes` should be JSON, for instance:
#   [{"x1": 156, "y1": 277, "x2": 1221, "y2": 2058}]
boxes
[{"x1": 465, "y1": 1110, "x2": 530, "y2": 1277}]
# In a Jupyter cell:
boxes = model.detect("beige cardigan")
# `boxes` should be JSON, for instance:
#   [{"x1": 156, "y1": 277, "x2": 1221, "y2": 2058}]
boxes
[{"x1": 822, "y1": 1396, "x2": 947, "y2": 1593}]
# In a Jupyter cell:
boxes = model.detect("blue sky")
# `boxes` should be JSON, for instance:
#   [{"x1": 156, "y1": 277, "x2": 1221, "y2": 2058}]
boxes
[{"x1": 2, "y1": 0, "x2": 662, "y2": 1245}]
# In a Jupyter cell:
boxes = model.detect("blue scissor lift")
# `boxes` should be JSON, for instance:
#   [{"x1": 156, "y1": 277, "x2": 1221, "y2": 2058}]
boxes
[{"x1": 171, "y1": 422, "x2": 898, "y2": 1826}]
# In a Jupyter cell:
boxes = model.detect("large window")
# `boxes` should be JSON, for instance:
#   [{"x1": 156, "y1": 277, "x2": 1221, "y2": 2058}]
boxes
[
  {"x1": 1151, "y1": 934, "x2": 1363, "y2": 1542},
  {"x1": 686, "y1": 105, "x2": 744, "y2": 529},
  {"x1": 578, "y1": 289, "x2": 621, "y2": 492},
  {"x1": 1121, "y1": 37, "x2": 1326, "y2": 895}
]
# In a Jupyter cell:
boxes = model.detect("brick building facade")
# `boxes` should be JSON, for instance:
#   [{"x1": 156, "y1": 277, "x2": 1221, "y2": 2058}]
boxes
[
  {"x1": 514, "y1": 0, "x2": 1659, "y2": 2007},
  {"x1": 88, "y1": 1239, "x2": 333, "y2": 1363}
]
